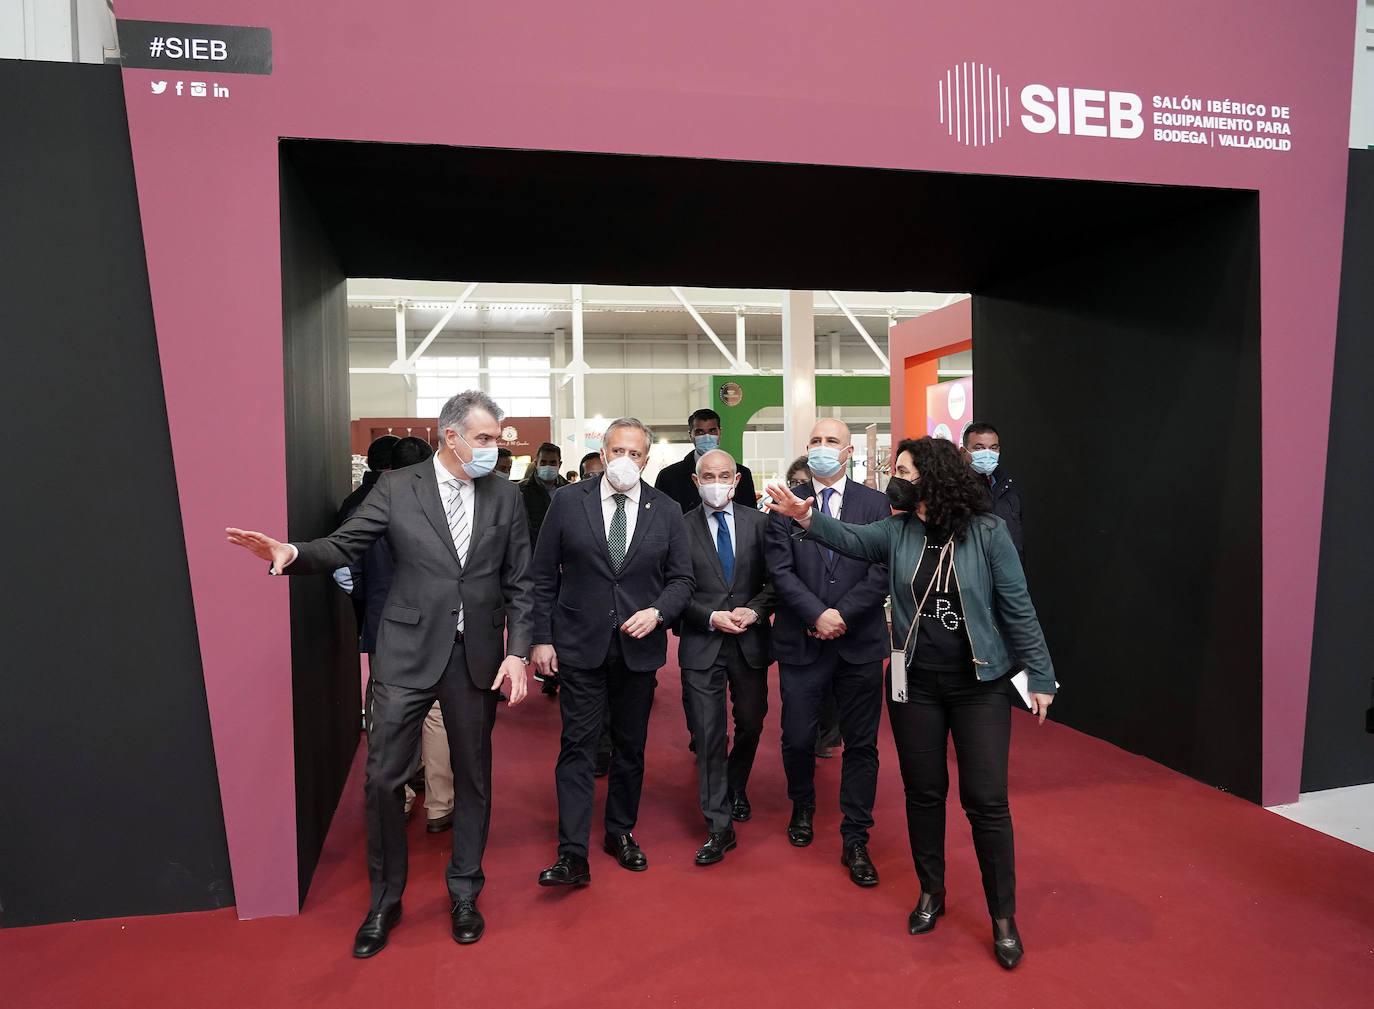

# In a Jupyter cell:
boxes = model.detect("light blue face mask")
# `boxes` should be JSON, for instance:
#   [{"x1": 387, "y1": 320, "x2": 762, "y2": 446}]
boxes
[
  {"x1": 536, "y1": 465, "x2": 559, "y2": 483},
  {"x1": 455, "y1": 435, "x2": 498, "y2": 479},
  {"x1": 807, "y1": 445, "x2": 847, "y2": 478},
  {"x1": 969, "y1": 448, "x2": 1000, "y2": 476},
  {"x1": 694, "y1": 433, "x2": 720, "y2": 455}
]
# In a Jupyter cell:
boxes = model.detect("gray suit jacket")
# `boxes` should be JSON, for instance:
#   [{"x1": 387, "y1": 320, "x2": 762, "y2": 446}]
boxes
[
  {"x1": 676, "y1": 504, "x2": 774, "y2": 671},
  {"x1": 288, "y1": 460, "x2": 534, "y2": 690}
]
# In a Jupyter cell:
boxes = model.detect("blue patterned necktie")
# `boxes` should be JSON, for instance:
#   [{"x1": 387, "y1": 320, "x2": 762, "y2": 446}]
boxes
[
  {"x1": 820, "y1": 486, "x2": 836, "y2": 562},
  {"x1": 715, "y1": 511, "x2": 734, "y2": 585}
]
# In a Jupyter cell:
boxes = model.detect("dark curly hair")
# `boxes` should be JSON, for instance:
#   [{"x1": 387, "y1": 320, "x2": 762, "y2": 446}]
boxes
[{"x1": 894, "y1": 436, "x2": 991, "y2": 541}]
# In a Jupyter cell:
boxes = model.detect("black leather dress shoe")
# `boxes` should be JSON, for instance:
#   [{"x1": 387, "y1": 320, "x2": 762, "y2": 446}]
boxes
[
  {"x1": 907, "y1": 891, "x2": 945, "y2": 934},
  {"x1": 786, "y1": 804, "x2": 815, "y2": 847},
  {"x1": 992, "y1": 916, "x2": 1024, "y2": 969},
  {"x1": 426, "y1": 812, "x2": 453, "y2": 833},
  {"x1": 450, "y1": 898, "x2": 484, "y2": 944},
  {"x1": 352, "y1": 903, "x2": 402, "y2": 958},
  {"x1": 603, "y1": 832, "x2": 648, "y2": 871},
  {"x1": 538, "y1": 854, "x2": 591, "y2": 887},
  {"x1": 694, "y1": 827, "x2": 737, "y2": 866},
  {"x1": 728, "y1": 789, "x2": 752, "y2": 822},
  {"x1": 841, "y1": 841, "x2": 880, "y2": 887}
]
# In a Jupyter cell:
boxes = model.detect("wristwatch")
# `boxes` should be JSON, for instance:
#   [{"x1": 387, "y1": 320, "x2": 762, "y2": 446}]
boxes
[{"x1": 653, "y1": 608, "x2": 664, "y2": 624}]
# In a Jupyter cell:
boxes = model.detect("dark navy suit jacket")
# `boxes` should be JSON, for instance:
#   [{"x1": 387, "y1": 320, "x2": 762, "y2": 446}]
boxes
[
  {"x1": 763, "y1": 477, "x2": 890, "y2": 666},
  {"x1": 531, "y1": 475, "x2": 694, "y2": 672}
]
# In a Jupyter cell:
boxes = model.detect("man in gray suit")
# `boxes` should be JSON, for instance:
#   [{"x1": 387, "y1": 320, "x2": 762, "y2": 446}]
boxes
[
  {"x1": 226, "y1": 390, "x2": 533, "y2": 957},
  {"x1": 675, "y1": 449, "x2": 773, "y2": 865}
]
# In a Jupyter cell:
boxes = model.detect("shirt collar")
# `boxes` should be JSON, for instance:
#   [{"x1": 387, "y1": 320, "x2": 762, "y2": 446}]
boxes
[
  {"x1": 707, "y1": 499, "x2": 736, "y2": 520},
  {"x1": 812, "y1": 477, "x2": 845, "y2": 502},
  {"x1": 434, "y1": 453, "x2": 468, "y2": 492},
  {"x1": 600, "y1": 472, "x2": 641, "y2": 505}
]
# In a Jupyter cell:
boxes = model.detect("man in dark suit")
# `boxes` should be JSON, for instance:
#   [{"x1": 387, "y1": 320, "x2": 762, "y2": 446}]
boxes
[
  {"x1": 226, "y1": 390, "x2": 533, "y2": 956},
  {"x1": 961, "y1": 421, "x2": 1024, "y2": 563},
  {"x1": 335, "y1": 435, "x2": 399, "y2": 652},
  {"x1": 655, "y1": 408, "x2": 758, "y2": 512},
  {"x1": 519, "y1": 441, "x2": 570, "y2": 545},
  {"x1": 763, "y1": 418, "x2": 890, "y2": 888},
  {"x1": 531, "y1": 417, "x2": 694, "y2": 886},
  {"x1": 675, "y1": 449, "x2": 774, "y2": 864}
]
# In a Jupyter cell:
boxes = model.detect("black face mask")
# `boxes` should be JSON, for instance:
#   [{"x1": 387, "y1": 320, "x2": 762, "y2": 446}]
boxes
[{"x1": 886, "y1": 476, "x2": 919, "y2": 512}]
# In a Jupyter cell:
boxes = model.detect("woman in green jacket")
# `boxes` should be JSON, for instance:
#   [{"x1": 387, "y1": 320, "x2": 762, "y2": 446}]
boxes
[{"x1": 766, "y1": 436, "x2": 1056, "y2": 969}]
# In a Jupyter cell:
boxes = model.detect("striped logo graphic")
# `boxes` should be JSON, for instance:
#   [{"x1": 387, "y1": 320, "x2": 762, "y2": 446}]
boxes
[{"x1": 939, "y1": 62, "x2": 1011, "y2": 147}]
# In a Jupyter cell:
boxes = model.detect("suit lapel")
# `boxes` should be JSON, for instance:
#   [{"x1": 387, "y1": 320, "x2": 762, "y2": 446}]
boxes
[
  {"x1": 582, "y1": 477, "x2": 615, "y2": 569},
  {"x1": 415, "y1": 464, "x2": 461, "y2": 567},
  {"x1": 467, "y1": 474, "x2": 491, "y2": 558},
  {"x1": 730, "y1": 507, "x2": 754, "y2": 588},
  {"x1": 694, "y1": 509, "x2": 729, "y2": 588},
  {"x1": 619, "y1": 482, "x2": 656, "y2": 569}
]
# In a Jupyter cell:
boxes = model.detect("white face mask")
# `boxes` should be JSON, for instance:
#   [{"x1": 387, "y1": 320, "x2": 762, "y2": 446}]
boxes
[
  {"x1": 697, "y1": 481, "x2": 733, "y2": 509},
  {"x1": 604, "y1": 455, "x2": 641, "y2": 492}
]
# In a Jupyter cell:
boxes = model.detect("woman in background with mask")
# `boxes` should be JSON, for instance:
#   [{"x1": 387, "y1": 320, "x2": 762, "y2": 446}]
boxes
[{"x1": 765, "y1": 436, "x2": 1056, "y2": 970}]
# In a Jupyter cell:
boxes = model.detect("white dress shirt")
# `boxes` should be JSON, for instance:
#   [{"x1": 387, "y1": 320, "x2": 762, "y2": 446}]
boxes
[
  {"x1": 811, "y1": 477, "x2": 846, "y2": 519},
  {"x1": 702, "y1": 498, "x2": 736, "y2": 549},
  {"x1": 600, "y1": 472, "x2": 642, "y2": 544},
  {"x1": 434, "y1": 454, "x2": 475, "y2": 563}
]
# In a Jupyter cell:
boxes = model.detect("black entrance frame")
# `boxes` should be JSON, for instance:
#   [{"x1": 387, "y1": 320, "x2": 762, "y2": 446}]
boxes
[{"x1": 280, "y1": 138, "x2": 1262, "y2": 904}]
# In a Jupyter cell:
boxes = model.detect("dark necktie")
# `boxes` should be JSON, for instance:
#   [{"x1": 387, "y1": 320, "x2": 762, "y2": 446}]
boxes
[
  {"x1": 820, "y1": 486, "x2": 836, "y2": 562},
  {"x1": 715, "y1": 511, "x2": 734, "y2": 585},
  {"x1": 609, "y1": 493, "x2": 628, "y2": 571}
]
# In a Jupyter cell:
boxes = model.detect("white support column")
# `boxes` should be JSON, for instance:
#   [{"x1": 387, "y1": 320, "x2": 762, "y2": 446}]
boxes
[
  {"x1": 551, "y1": 327, "x2": 566, "y2": 452},
  {"x1": 572, "y1": 285, "x2": 586, "y2": 459},
  {"x1": 781, "y1": 290, "x2": 816, "y2": 459},
  {"x1": 394, "y1": 300, "x2": 412, "y2": 389},
  {"x1": 735, "y1": 308, "x2": 749, "y2": 371}
]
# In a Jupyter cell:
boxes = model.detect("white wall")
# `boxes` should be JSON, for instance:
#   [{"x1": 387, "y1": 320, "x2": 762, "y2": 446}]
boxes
[
  {"x1": 0, "y1": 0, "x2": 115, "y2": 63},
  {"x1": 1354, "y1": 0, "x2": 1374, "y2": 148}
]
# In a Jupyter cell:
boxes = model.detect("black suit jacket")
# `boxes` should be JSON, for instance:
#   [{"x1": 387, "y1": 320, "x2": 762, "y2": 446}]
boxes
[
  {"x1": 655, "y1": 449, "x2": 759, "y2": 513},
  {"x1": 338, "y1": 471, "x2": 394, "y2": 654},
  {"x1": 288, "y1": 461, "x2": 534, "y2": 690},
  {"x1": 986, "y1": 466, "x2": 1024, "y2": 561},
  {"x1": 763, "y1": 477, "x2": 890, "y2": 665},
  {"x1": 531, "y1": 475, "x2": 694, "y2": 672},
  {"x1": 675, "y1": 504, "x2": 774, "y2": 670}
]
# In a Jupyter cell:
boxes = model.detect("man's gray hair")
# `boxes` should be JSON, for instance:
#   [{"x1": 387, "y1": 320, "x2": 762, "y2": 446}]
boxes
[
  {"x1": 695, "y1": 449, "x2": 737, "y2": 477},
  {"x1": 602, "y1": 416, "x2": 653, "y2": 452},
  {"x1": 438, "y1": 390, "x2": 504, "y2": 435}
]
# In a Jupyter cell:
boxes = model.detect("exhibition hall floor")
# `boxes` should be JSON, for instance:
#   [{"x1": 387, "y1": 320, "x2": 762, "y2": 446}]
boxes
[{"x1": 7, "y1": 658, "x2": 1373, "y2": 1009}]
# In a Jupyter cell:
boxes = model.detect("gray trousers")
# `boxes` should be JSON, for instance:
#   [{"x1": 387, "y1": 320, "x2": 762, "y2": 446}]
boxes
[
  {"x1": 682, "y1": 639, "x2": 768, "y2": 833},
  {"x1": 364, "y1": 639, "x2": 498, "y2": 912}
]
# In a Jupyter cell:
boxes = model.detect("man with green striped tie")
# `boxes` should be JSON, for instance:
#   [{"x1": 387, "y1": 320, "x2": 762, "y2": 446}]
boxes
[{"x1": 532, "y1": 417, "x2": 695, "y2": 887}]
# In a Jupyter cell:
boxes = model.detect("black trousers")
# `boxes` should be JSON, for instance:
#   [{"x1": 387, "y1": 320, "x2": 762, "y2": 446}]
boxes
[
  {"x1": 681, "y1": 638, "x2": 768, "y2": 831},
  {"x1": 363, "y1": 639, "x2": 498, "y2": 912},
  {"x1": 778, "y1": 649, "x2": 883, "y2": 845},
  {"x1": 555, "y1": 636, "x2": 658, "y2": 858},
  {"x1": 887, "y1": 664, "x2": 1015, "y2": 918}
]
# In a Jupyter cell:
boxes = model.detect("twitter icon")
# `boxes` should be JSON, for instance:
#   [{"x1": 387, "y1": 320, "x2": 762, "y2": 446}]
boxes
[{"x1": 150, "y1": 81, "x2": 168, "y2": 95}]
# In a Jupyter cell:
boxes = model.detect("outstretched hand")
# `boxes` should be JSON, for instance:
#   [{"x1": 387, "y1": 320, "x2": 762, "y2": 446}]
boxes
[
  {"x1": 763, "y1": 481, "x2": 815, "y2": 526},
  {"x1": 226, "y1": 527, "x2": 294, "y2": 574}
]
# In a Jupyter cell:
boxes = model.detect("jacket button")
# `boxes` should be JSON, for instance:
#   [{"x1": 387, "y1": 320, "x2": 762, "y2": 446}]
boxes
[{"x1": 450, "y1": 609, "x2": 459, "y2": 616}]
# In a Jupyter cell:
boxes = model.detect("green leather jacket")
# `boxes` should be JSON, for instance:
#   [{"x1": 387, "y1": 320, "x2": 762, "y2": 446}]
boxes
[{"x1": 805, "y1": 509, "x2": 1056, "y2": 693}]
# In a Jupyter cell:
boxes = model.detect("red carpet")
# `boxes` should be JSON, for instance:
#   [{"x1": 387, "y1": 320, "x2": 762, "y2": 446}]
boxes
[{"x1": 7, "y1": 651, "x2": 1374, "y2": 1009}]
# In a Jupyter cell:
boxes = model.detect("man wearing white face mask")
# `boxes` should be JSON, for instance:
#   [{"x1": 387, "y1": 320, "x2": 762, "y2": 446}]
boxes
[
  {"x1": 655, "y1": 408, "x2": 759, "y2": 513},
  {"x1": 674, "y1": 449, "x2": 775, "y2": 861},
  {"x1": 960, "y1": 422, "x2": 1024, "y2": 563},
  {"x1": 532, "y1": 418, "x2": 694, "y2": 886},
  {"x1": 225, "y1": 390, "x2": 534, "y2": 956}
]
